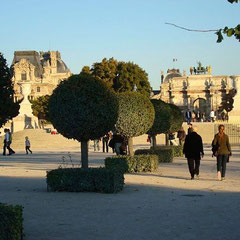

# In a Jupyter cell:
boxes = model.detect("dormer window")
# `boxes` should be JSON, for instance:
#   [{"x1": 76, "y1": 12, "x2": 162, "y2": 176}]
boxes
[
  {"x1": 21, "y1": 73, "x2": 27, "y2": 81},
  {"x1": 37, "y1": 87, "x2": 40, "y2": 92}
]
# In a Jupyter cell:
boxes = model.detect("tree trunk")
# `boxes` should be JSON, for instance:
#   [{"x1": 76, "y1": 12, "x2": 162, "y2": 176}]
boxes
[
  {"x1": 152, "y1": 135, "x2": 157, "y2": 149},
  {"x1": 81, "y1": 141, "x2": 88, "y2": 168},
  {"x1": 165, "y1": 133, "x2": 169, "y2": 146},
  {"x1": 128, "y1": 137, "x2": 134, "y2": 156}
]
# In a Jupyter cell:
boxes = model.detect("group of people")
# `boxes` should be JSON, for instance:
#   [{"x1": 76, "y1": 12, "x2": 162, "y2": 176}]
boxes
[
  {"x1": 93, "y1": 131, "x2": 128, "y2": 155},
  {"x1": 185, "y1": 109, "x2": 229, "y2": 124},
  {"x1": 2, "y1": 128, "x2": 32, "y2": 155},
  {"x1": 183, "y1": 124, "x2": 231, "y2": 181}
]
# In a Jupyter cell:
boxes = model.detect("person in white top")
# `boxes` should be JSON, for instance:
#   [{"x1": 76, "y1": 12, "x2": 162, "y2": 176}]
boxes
[
  {"x1": 3, "y1": 129, "x2": 15, "y2": 156},
  {"x1": 25, "y1": 136, "x2": 32, "y2": 154},
  {"x1": 210, "y1": 110, "x2": 215, "y2": 122}
]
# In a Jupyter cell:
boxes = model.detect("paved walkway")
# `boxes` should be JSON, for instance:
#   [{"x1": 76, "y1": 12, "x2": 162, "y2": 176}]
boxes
[{"x1": 0, "y1": 147, "x2": 240, "y2": 240}]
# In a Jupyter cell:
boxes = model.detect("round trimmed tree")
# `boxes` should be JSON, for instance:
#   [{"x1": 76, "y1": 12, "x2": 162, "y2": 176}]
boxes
[
  {"x1": 147, "y1": 99, "x2": 172, "y2": 148},
  {"x1": 168, "y1": 103, "x2": 184, "y2": 133},
  {"x1": 49, "y1": 74, "x2": 118, "y2": 168},
  {"x1": 115, "y1": 92, "x2": 155, "y2": 156}
]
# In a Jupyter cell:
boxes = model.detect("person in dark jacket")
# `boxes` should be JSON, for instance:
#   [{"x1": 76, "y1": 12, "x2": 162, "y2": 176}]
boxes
[{"x1": 183, "y1": 126, "x2": 204, "y2": 180}]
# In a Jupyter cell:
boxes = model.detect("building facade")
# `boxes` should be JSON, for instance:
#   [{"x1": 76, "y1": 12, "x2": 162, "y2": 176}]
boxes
[
  {"x1": 158, "y1": 69, "x2": 234, "y2": 117},
  {"x1": 12, "y1": 50, "x2": 71, "y2": 101}
]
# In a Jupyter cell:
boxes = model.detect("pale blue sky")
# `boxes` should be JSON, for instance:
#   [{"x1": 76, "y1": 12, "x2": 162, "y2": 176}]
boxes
[{"x1": 1, "y1": 0, "x2": 239, "y2": 89}]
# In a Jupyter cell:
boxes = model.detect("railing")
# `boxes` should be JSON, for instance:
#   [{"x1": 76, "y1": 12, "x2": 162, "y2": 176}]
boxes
[{"x1": 214, "y1": 123, "x2": 240, "y2": 145}]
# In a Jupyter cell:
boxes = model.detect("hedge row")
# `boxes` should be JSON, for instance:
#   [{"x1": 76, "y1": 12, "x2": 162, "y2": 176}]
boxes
[
  {"x1": 0, "y1": 203, "x2": 23, "y2": 240},
  {"x1": 152, "y1": 145, "x2": 183, "y2": 157},
  {"x1": 134, "y1": 148, "x2": 173, "y2": 163},
  {"x1": 105, "y1": 154, "x2": 159, "y2": 173},
  {"x1": 46, "y1": 168, "x2": 124, "y2": 193}
]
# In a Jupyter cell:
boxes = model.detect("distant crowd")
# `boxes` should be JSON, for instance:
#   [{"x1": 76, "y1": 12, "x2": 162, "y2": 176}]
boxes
[{"x1": 185, "y1": 109, "x2": 229, "y2": 123}]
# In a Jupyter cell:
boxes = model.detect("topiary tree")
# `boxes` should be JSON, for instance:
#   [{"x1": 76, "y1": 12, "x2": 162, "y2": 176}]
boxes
[
  {"x1": 147, "y1": 99, "x2": 172, "y2": 148},
  {"x1": 0, "y1": 52, "x2": 19, "y2": 127},
  {"x1": 168, "y1": 103, "x2": 184, "y2": 134},
  {"x1": 147, "y1": 100, "x2": 184, "y2": 147},
  {"x1": 115, "y1": 92, "x2": 155, "y2": 156},
  {"x1": 49, "y1": 74, "x2": 118, "y2": 168}
]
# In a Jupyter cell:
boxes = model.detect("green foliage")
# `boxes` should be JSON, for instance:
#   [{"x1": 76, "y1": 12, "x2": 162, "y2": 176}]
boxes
[
  {"x1": 91, "y1": 58, "x2": 118, "y2": 88},
  {"x1": 115, "y1": 92, "x2": 155, "y2": 138},
  {"x1": 135, "y1": 148, "x2": 174, "y2": 163},
  {"x1": 147, "y1": 99, "x2": 171, "y2": 135},
  {"x1": 219, "y1": 89, "x2": 236, "y2": 112},
  {"x1": 114, "y1": 61, "x2": 151, "y2": 97},
  {"x1": 80, "y1": 58, "x2": 152, "y2": 97},
  {"x1": 168, "y1": 103, "x2": 184, "y2": 133},
  {"x1": 151, "y1": 145, "x2": 183, "y2": 157},
  {"x1": 46, "y1": 168, "x2": 124, "y2": 193},
  {"x1": 105, "y1": 155, "x2": 159, "y2": 173},
  {"x1": 216, "y1": 1, "x2": 240, "y2": 42},
  {"x1": 0, "y1": 52, "x2": 19, "y2": 127},
  {"x1": 49, "y1": 74, "x2": 118, "y2": 142},
  {"x1": 31, "y1": 95, "x2": 50, "y2": 121},
  {"x1": 0, "y1": 203, "x2": 23, "y2": 240}
]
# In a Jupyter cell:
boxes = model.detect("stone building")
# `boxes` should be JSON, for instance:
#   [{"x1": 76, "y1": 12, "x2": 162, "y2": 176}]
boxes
[
  {"x1": 12, "y1": 50, "x2": 71, "y2": 101},
  {"x1": 158, "y1": 69, "x2": 235, "y2": 117}
]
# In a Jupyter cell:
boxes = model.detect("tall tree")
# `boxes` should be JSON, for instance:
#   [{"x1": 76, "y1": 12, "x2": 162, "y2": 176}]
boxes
[
  {"x1": 0, "y1": 52, "x2": 19, "y2": 127},
  {"x1": 80, "y1": 58, "x2": 152, "y2": 97},
  {"x1": 31, "y1": 95, "x2": 51, "y2": 121},
  {"x1": 113, "y1": 61, "x2": 151, "y2": 97}
]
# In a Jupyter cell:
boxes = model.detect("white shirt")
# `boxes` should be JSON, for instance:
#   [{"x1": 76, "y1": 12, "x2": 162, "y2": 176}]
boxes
[{"x1": 210, "y1": 111, "x2": 215, "y2": 118}]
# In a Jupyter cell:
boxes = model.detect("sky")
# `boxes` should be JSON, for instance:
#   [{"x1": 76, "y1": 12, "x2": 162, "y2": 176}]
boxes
[{"x1": 0, "y1": 0, "x2": 239, "y2": 90}]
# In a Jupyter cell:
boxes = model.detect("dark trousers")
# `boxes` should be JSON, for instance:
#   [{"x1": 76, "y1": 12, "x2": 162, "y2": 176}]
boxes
[
  {"x1": 26, "y1": 146, "x2": 32, "y2": 154},
  {"x1": 217, "y1": 154, "x2": 228, "y2": 178},
  {"x1": 187, "y1": 158, "x2": 200, "y2": 178},
  {"x1": 102, "y1": 140, "x2": 109, "y2": 153},
  {"x1": 3, "y1": 141, "x2": 15, "y2": 155}
]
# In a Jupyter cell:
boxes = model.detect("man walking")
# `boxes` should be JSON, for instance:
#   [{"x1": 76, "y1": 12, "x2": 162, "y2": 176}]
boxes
[
  {"x1": 185, "y1": 109, "x2": 192, "y2": 124},
  {"x1": 183, "y1": 126, "x2": 204, "y2": 180}
]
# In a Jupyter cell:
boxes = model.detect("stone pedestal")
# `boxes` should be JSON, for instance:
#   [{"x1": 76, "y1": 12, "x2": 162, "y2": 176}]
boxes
[
  {"x1": 11, "y1": 82, "x2": 39, "y2": 132},
  {"x1": 229, "y1": 75, "x2": 240, "y2": 122}
]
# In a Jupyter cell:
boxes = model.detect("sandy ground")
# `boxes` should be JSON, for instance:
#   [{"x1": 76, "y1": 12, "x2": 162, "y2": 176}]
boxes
[{"x1": 0, "y1": 147, "x2": 240, "y2": 240}]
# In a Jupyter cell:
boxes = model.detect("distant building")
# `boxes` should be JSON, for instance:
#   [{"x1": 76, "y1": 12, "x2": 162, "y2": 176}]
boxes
[
  {"x1": 12, "y1": 50, "x2": 71, "y2": 101},
  {"x1": 155, "y1": 69, "x2": 235, "y2": 117}
]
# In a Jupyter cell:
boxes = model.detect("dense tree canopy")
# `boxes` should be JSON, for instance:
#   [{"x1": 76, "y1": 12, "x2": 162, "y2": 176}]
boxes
[
  {"x1": 147, "y1": 100, "x2": 183, "y2": 147},
  {"x1": 219, "y1": 89, "x2": 236, "y2": 112},
  {"x1": 80, "y1": 58, "x2": 151, "y2": 97},
  {"x1": 31, "y1": 95, "x2": 50, "y2": 121},
  {"x1": 49, "y1": 74, "x2": 118, "y2": 168},
  {"x1": 115, "y1": 92, "x2": 155, "y2": 155},
  {"x1": 0, "y1": 52, "x2": 19, "y2": 127}
]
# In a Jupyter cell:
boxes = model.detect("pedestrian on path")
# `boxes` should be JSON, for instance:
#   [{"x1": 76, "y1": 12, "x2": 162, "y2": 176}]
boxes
[
  {"x1": 25, "y1": 136, "x2": 32, "y2": 154},
  {"x1": 183, "y1": 125, "x2": 204, "y2": 180},
  {"x1": 212, "y1": 124, "x2": 231, "y2": 181},
  {"x1": 3, "y1": 129, "x2": 15, "y2": 156}
]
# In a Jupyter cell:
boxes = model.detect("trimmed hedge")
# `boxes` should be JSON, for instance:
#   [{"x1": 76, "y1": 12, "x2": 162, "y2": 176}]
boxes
[
  {"x1": 151, "y1": 145, "x2": 183, "y2": 157},
  {"x1": 105, "y1": 155, "x2": 159, "y2": 173},
  {"x1": 0, "y1": 203, "x2": 23, "y2": 240},
  {"x1": 46, "y1": 168, "x2": 124, "y2": 193},
  {"x1": 134, "y1": 148, "x2": 174, "y2": 163}
]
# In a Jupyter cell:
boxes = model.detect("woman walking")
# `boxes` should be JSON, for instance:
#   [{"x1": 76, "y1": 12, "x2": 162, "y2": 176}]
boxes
[{"x1": 212, "y1": 124, "x2": 231, "y2": 181}]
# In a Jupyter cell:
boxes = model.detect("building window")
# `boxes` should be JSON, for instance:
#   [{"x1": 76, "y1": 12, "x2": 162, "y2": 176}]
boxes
[
  {"x1": 37, "y1": 87, "x2": 40, "y2": 92},
  {"x1": 21, "y1": 73, "x2": 27, "y2": 81}
]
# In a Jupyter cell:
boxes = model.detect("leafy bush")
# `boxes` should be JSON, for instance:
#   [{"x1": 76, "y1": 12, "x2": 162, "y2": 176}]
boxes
[
  {"x1": 46, "y1": 168, "x2": 124, "y2": 193},
  {"x1": 105, "y1": 155, "x2": 159, "y2": 173},
  {"x1": 0, "y1": 203, "x2": 23, "y2": 240},
  {"x1": 135, "y1": 148, "x2": 174, "y2": 163},
  {"x1": 151, "y1": 145, "x2": 183, "y2": 157}
]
